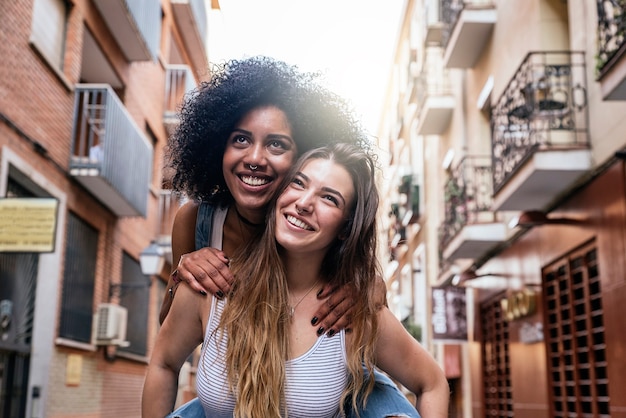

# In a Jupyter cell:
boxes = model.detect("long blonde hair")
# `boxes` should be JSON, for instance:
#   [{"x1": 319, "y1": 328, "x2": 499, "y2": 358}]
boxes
[{"x1": 217, "y1": 144, "x2": 381, "y2": 417}]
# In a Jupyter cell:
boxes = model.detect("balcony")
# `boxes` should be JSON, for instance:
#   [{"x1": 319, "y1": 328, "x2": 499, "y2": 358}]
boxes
[
  {"x1": 424, "y1": 0, "x2": 444, "y2": 46},
  {"x1": 164, "y1": 65, "x2": 197, "y2": 136},
  {"x1": 92, "y1": 0, "x2": 160, "y2": 61},
  {"x1": 415, "y1": 65, "x2": 454, "y2": 135},
  {"x1": 156, "y1": 189, "x2": 186, "y2": 264},
  {"x1": 491, "y1": 52, "x2": 591, "y2": 211},
  {"x1": 438, "y1": 156, "x2": 507, "y2": 264},
  {"x1": 596, "y1": 0, "x2": 626, "y2": 99},
  {"x1": 69, "y1": 85, "x2": 153, "y2": 217},
  {"x1": 171, "y1": 0, "x2": 210, "y2": 73},
  {"x1": 397, "y1": 174, "x2": 421, "y2": 226},
  {"x1": 441, "y1": 0, "x2": 496, "y2": 68}
]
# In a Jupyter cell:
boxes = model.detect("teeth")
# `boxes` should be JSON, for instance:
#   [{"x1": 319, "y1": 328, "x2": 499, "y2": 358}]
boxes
[
  {"x1": 241, "y1": 176, "x2": 269, "y2": 186},
  {"x1": 286, "y1": 215, "x2": 313, "y2": 230}
]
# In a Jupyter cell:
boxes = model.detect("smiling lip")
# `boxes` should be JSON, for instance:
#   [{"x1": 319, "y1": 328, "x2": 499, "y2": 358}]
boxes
[
  {"x1": 286, "y1": 214, "x2": 313, "y2": 231},
  {"x1": 240, "y1": 174, "x2": 271, "y2": 187}
]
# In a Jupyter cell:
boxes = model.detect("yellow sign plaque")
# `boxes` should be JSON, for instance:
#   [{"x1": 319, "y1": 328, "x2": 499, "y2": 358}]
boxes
[
  {"x1": 0, "y1": 198, "x2": 58, "y2": 252},
  {"x1": 66, "y1": 354, "x2": 82, "y2": 386}
]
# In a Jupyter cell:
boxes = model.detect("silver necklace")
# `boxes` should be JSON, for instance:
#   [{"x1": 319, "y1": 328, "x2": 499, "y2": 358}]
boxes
[{"x1": 289, "y1": 281, "x2": 319, "y2": 317}]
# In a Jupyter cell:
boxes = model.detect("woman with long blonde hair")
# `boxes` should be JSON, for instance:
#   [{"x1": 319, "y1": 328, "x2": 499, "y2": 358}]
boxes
[{"x1": 143, "y1": 144, "x2": 449, "y2": 417}]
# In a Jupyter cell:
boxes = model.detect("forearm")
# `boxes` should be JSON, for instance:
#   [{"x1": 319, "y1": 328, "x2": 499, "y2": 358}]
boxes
[
  {"x1": 142, "y1": 365, "x2": 179, "y2": 417},
  {"x1": 415, "y1": 381, "x2": 450, "y2": 418}
]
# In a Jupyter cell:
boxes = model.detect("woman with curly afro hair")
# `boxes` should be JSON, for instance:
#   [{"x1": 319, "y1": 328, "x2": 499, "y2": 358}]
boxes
[{"x1": 159, "y1": 56, "x2": 422, "y2": 417}]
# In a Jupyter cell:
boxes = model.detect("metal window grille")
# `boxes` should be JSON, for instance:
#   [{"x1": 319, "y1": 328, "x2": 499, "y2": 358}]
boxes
[
  {"x1": 58, "y1": 213, "x2": 98, "y2": 342},
  {"x1": 118, "y1": 253, "x2": 149, "y2": 356},
  {"x1": 543, "y1": 243, "x2": 610, "y2": 417},
  {"x1": 481, "y1": 293, "x2": 513, "y2": 417}
]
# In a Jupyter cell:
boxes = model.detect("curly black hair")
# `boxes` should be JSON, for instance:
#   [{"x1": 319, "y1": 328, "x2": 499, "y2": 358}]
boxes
[{"x1": 166, "y1": 56, "x2": 372, "y2": 206}]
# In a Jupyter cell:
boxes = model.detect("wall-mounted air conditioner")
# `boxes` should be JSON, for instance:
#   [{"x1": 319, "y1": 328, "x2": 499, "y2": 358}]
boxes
[{"x1": 92, "y1": 303, "x2": 130, "y2": 347}]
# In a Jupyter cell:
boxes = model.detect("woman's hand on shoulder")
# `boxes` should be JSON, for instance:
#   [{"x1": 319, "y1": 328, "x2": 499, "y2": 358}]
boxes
[
  {"x1": 174, "y1": 247, "x2": 233, "y2": 297},
  {"x1": 311, "y1": 276, "x2": 386, "y2": 337},
  {"x1": 311, "y1": 282, "x2": 356, "y2": 337}
]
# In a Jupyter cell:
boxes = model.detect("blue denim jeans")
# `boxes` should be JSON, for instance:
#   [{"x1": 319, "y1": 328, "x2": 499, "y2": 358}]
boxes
[
  {"x1": 345, "y1": 370, "x2": 421, "y2": 418},
  {"x1": 167, "y1": 369, "x2": 420, "y2": 418}
]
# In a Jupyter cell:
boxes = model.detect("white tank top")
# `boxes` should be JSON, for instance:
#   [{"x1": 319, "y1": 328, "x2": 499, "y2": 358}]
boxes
[
  {"x1": 195, "y1": 206, "x2": 348, "y2": 417},
  {"x1": 196, "y1": 297, "x2": 348, "y2": 417}
]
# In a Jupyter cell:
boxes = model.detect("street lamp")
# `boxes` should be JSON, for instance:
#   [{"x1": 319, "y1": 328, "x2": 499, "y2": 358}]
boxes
[{"x1": 139, "y1": 241, "x2": 165, "y2": 275}]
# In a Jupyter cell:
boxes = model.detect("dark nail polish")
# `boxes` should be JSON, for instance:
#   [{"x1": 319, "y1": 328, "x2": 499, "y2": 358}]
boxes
[
  {"x1": 216, "y1": 290, "x2": 224, "y2": 299},
  {"x1": 199, "y1": 290, "x2": 207, "y2": 296},
  {"x1": 316, "y1": 289, "x2": 323, "y2": 297},
  {"x1": 316, "y1": 327, "x2": 325, "y2": 336},
  {"x1": 327, "y1": 329, "x2": 335, "y2": 337},
  {"x1": 311, "y1": 317, "x2": 318, "y2": 325}
]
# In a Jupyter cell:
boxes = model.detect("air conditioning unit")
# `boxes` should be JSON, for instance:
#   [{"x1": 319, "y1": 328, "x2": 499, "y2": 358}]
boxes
[{"x1": 92, "y1": 303, "x2": 130, "y2": 347}]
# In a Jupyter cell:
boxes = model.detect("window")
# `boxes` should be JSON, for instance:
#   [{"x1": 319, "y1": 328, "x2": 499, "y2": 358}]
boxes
[
  {"x1": 58, "y1": 212, "x2": 98, "y2": 343},
  {"x1": 118, "y1": 252, "x2": 150, "y2": 356},
  {"x1": 481, "y1": 293, "x2": 513, "y2": 417},
  {"x1": 30, "y1": 0, "x2": 69, "y2": 70},
  {"x1": 543, "y1": 243, "x2": 610, "y2": 417}
]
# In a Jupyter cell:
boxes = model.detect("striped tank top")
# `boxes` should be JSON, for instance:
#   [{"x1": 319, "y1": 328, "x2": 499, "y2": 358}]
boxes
[{"x1": 196, "y1": 297, "x2": 348, "y2": 417}]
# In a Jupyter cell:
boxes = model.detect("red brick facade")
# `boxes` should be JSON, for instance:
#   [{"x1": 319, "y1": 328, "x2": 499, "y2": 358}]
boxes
[{"x1": 0, "y1": 0, "x2": 209, "y2": 416}]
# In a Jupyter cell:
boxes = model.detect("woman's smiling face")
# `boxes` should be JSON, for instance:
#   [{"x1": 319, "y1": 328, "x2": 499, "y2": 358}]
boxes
[
  {"x1": 222, "y1": 106, "x2": 297, "y2": 222},
  {"x1": 275, "y1": 158, "x2": 355, "y2": 256}
]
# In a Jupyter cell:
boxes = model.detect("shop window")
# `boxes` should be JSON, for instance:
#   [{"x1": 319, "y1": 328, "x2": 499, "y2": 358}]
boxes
[
  {"x1": 480, "y1": 294, "x2": 513, "y2": 417},
  {"x1": 58, "y1": 212, "x2": 98, "y2": 343},
  {"x1": 543, "y1": 243, "x2": 611, "y2": 417},
  {"x1": 118, "y1": 252, "x2": 149, "y2": 357}
]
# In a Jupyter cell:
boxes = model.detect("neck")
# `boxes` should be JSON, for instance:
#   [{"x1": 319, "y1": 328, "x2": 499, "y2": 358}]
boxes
[
  {"x1": 234, "y1": 205, "x2": 263, "y2": 227},
  {"x1": 283, "y1": 251, "x2": 325, "y2": 292}
]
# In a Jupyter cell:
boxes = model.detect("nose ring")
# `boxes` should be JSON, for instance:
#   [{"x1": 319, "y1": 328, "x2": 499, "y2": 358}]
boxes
[
  {"x1": 296, "y1": 207, "x2": 304, "y2": 214},
  {"x1": 249, "y1": 164, "x2": 258, "y2": 171}
]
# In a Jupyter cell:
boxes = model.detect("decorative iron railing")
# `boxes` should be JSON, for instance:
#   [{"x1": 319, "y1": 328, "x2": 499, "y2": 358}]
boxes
[
  {"x1": 440, "y1": 0, "x2": 494, "y2": 48},
  {"x1": 596, "y1": 0, "x2": 626, "y2": 76},
  {"x1": 491, "y1": 51, "x2": 589, "y2": 193},
  {"x1": 438, "y1": 155, "x2": 495, "y2": 256},
  {"x1": 441, "y1": 0, "x2": 464, "y2": 48}
]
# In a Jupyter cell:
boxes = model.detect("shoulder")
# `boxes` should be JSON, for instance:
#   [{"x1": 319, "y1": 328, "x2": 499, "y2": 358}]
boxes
[
  {"x1": 173, "y1": 200, "x2": 201, "y2": 229},
  {"x1": 171, "y1": 201, "x2": 201, "y2": 263}
]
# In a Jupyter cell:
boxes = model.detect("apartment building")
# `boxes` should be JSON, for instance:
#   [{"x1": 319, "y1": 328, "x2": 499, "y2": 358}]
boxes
[
  {"x1": 381, "y1": 1, "x2": 626, "y2": 417},
  {"x1": 0, "y1": 0, "x2": 212, "y2": 416}
]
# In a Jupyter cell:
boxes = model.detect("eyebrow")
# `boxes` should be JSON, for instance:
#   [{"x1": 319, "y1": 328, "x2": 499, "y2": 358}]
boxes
[
  {"x1": 296, "y1": 172, "x2": 347, "y2": 206},
  {"x1": 231, "y1": 128, "x2": 294, "y2": 142}
]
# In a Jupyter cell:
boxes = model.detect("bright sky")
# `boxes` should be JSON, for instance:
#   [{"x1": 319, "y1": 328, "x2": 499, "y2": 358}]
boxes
[{"x1": 207, "y1": 0, "x2": 405, "y2": 135}]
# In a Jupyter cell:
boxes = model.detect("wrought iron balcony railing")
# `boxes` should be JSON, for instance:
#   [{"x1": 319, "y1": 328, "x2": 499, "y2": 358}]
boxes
[
  {"x1": 491, "y1": 51, "x2": 589, "y2": 193},
  {"x1": 596, "y1": 0, "x2": 626, "y2": 76},
  {"x1": 69, "y1": 84, "x2": 153, "y2": 217},
  {"x1": 440, "y1": 0, "x2": 494, "y2": 48},
  {"x1": 438, "y1": 156, "x2": 495, "y2": 255},
  {"x1": 441, "y1": 0, "x2": 464, "y2": 48}
]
